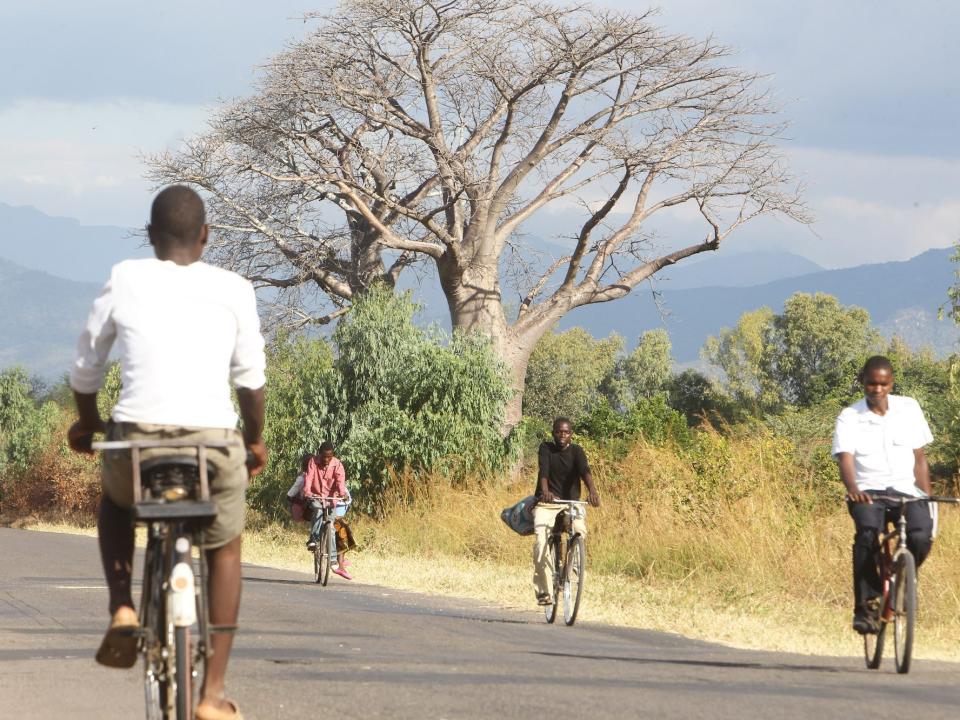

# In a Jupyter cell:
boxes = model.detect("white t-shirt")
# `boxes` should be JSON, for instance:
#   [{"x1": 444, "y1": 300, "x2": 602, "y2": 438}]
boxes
[
  {"x1": 70, "y1": 258, "x2": 266, "y2": 429},
  {"x1": 831, "y1": 395, "x2": 933, "y2": 496}
]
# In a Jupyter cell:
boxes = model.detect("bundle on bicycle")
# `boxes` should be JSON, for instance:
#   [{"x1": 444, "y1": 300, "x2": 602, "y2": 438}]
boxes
[{"x1": 93, "y1": 438, "x2": 237, "y2": 720}]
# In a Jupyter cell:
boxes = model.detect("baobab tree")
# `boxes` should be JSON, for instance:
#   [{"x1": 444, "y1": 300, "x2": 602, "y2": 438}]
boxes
[{"x1": 150, "y1": 0, "x2": 806, "y2": 428}]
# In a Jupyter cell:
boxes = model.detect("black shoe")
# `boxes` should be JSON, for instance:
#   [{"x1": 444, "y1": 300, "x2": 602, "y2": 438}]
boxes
[
  {"x1": 536, "y1": 593, "x2": 553, "y2": 606},
  {"x1": 306, "y1": 540, "x2": 317, "y2": 551},
  {"x1": 852, "y1": 614, "x2": 876, "y2": 635}
]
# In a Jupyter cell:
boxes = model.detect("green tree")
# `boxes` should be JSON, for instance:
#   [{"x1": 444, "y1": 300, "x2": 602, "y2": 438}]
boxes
[
  {"x1": 702, "y1": 307, "x2": 776, "y2": 411},
  {"x1": 604, "y1": 329, "x2": 673, "y2": 409},
  {"x1": 523, "y1": 327, "x2": 623, "y2": 423},
  {"x1": 765, "y1": 293, "x2": 882, "y2": 407}
]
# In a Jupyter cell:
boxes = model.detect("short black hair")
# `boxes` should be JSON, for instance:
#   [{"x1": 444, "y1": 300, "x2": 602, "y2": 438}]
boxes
[
  {"x1": 319, "y1": 440, "x2": 335, "y2": 454},
  {"x1": 552, "y1": 417, "x2": 572, "y2": 430},
  {"x1": 149, "y1": 185, "x2": 205, "y2": 246},
  {"x1": 859, "y1": 355, "x2": 894, "y2": 382}
]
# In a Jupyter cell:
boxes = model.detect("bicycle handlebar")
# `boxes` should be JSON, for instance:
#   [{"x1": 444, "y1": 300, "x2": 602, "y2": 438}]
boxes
[
  {"x1": 538, "y1": 499, "x2": 588, "y2": 505},
  {"x1": 92, "y1": 440, "x2": 241, "y2": 450},
  {"x1": 856, "y1": 494, "x2": 960, "y2": 505}
]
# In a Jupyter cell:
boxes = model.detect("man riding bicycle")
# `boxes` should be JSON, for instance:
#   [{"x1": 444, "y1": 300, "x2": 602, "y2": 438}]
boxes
[
  {"x1": 68, "y1": 185, "x2": 266, "y2": 720},
  {"x1": 532, "y1": 417, "x2": 600, "y2": 606},
  {"x1": 832, "y1": 355, "x2": 933, "y2": 636}
]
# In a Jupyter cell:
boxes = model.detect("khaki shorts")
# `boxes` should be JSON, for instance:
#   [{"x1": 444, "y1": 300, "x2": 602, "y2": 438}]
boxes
[{"x1": 102, "y1": 422, "x2": 248, "y2": 549}]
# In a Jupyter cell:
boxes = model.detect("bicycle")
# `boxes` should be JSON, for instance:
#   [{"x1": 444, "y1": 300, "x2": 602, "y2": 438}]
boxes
[
  {"x1": 542, "y1": 499, "x2": 587, "y2": 626},
  {"x1": 859, "y1": 493, "x2": 959, "y2": 674},
  {"x1": 93, "y1": 439, "x2": 238, "y2": 720},
  {"x1": 305, "y1": 495, "x2": 350, "y2": 586}
]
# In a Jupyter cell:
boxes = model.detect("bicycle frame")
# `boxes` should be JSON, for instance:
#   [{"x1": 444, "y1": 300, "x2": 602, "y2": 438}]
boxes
[
  {"x1": 542, "y1": 500, "x2": 587, "y2": 626},
  {"x1": 93, "y1": 439, "x2": 238, "y2": 719}
]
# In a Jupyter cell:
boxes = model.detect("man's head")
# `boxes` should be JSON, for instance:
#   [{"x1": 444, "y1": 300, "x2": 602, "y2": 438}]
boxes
[
  {"x1": 552, "y1": 417, "x2": 572, "y2": 448},
  {"x1": 147, "y1": 185, "x2": 208, "y2": 262},
  {"x1": 858, "y1": 355, "x2": 894, "y2": 408},
  {"x1": 318, "y1": 440, "x2": 335, "y2": 465}
]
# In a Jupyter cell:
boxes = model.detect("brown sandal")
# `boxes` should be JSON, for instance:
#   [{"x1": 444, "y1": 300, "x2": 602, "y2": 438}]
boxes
[{"x1": 94, "y1": 620, "x2": 138, "y2": 668}]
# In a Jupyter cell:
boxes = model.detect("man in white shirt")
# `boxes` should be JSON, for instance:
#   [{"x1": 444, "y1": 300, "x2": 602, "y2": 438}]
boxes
[
  {"x1": 68, "y1": 185, "x2": 266, "y2": 720},
  {"x1": 832, "y1": 355, "x2": 933, "y2": 635}
]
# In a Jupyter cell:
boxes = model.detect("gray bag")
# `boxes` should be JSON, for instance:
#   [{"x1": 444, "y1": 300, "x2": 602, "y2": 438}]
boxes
[{"x1": 500, "y1": 495, "x2": 537, "y2": 536}]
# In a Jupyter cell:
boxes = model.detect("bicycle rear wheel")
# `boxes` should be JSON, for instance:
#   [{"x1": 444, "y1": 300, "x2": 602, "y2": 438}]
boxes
[
  {"x1": 141, "y1": 535, "x2": 166, "y2": 720},
  {"x1": 893, "y1": 551, "x2": 916, "y2": 674},
  {"x1": 562, "y1": 535, "x2": 585, "y2": 626},
  {"x1": 544, "y1": 536, "x2": 560, "y2": 624},
  {"x1": 174, "y1": 627, "x2": 192, "y2": 720},
  {"x1": 863, "y1": 622, "x2": 886, "y2": 669}
]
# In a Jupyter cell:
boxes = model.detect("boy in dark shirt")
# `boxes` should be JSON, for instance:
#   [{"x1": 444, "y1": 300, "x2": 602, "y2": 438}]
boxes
[{"x1": 533, "y1": 417, "x2": 600, "y2": 605}]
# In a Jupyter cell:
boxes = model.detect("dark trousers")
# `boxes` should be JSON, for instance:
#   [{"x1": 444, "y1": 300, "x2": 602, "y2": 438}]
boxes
[{"x1": 847, "y1": 490, "x2": 933, "y2": 613}]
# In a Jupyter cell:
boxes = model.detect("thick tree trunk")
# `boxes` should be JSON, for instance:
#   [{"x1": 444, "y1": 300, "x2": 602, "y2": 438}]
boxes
[{"x1": 439, "y1": 255, "x2": 559, "y2": 432}]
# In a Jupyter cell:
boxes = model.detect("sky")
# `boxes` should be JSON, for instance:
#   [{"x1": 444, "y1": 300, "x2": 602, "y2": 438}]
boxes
[{"x1": 0, "y1": 0, "x2": 957, "y2": 269}]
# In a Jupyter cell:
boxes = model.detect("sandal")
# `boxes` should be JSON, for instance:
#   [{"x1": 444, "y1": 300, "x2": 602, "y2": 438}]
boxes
[
  {"x1": 95, "y1": 609, "x2": 139, "y2": 669},
  {"x1": 195, "y1": 699, "x2": 244, "y2": 720}
]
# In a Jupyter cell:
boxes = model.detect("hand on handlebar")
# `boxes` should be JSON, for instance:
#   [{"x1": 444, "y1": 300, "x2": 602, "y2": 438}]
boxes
[
  {"x1": 67, "y1": 419, "x2": 106, "y2": 455},
  {"x1": 846, "y1": 491, "x2": 873, "y2": 504},
  {"x1": 245, "y1": 439, "x2": 268, "y2": 477},
  {"x1": 540, "y1": 489, "x2": 555, "y2": 503}
]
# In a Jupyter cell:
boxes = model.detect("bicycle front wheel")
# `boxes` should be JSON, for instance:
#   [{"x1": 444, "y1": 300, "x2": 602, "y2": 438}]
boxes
[
  {"x1": 893, "y1": 551, "x2": 917, "y2": 674},
  {"x1": 141, "y1": 535, "x2": 167, "y2": 720},
  {"x1": 316, "y1": 523, "x2": 332, "y2": 586},
  {"x1": 563, "y1": 535, "x2": 585, "y2": 626},
  {"x1": 863, "y1": 622, "x2": 886, "y2": 669},
  {"x1": 544, "y1": 537, "x2": 560, "y2": 624}
]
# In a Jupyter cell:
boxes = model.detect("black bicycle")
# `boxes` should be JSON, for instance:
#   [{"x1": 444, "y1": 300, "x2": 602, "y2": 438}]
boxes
[
  {"x1": 93, "y1": 439, "x2": 237, "y2": 720},
  {"x1": 543, "y1": 500, "x2": 587, "y2": 626},
  {"x1": 306, "y1": 495, "x2": 349, "y2": 586},
  {"x1": 860, "y1": 493, "x2": 959, "y2": 674}
]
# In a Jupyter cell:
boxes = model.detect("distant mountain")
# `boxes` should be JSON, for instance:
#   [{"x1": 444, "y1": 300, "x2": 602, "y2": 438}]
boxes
[
  {"x1": 655, "y1": 250, "x2": 824, "y2": 289},
  {"x1": 0, "y1": 257, "x2": 100, "y2": 378},
  {"x1": 0, "y1": 202, "x2": 150, "y2": 283},
  {"x1": 559, "y1": 247, "x2": 959, "y2": 361}
]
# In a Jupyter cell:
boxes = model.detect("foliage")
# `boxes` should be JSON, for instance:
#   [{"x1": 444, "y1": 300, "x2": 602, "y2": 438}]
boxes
[
  {"x1": 0, "y1": 367, "x2": 62, "y2": 479},
  {"x1": 523, "y1": 327, "x2": 622, "y2": 422},
  {"x1": 579, "y1": 396, "x2": 689, "y2": 450},
  {"x1": 667, "y1": 369, "x2": 731, "y2": 427},
  {"x1": 248, "y1": 286, "x2": 513, "y2": 515},
  {"x1": 603, "y1": 329, "x2": 673, "y2": 409},
  {"x1": 702, "y1": 307, "x2": 776, "y2": 411},
  {"x1": 704, "y1": 293, "x2": 883, "y2": 412}
]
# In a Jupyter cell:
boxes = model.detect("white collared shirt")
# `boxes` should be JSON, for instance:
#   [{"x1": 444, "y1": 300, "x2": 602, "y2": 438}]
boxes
[
  {"x1": 832, "y1": 395, "x2": 933, "y2": 496},
  {"x1": 70, "y1": 258, "x2": 266, "y2": 429}
]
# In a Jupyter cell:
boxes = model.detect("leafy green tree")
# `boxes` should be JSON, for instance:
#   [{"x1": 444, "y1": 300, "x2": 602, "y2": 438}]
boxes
[
  {"x1": 604, "y1": 329, "x2": 673, "y2": 409},
  {"x1": 248, "y1": 286, "x2": 513, "y2": 514},
  {"x1": 667, "y1": 369, "x2": 730, "y2": 426},
  {"x1": 0, "y1": 367, "x2": 61, "y2": 478},
  {"x1": 765, "y1": 293, "x2": 882, "y2": 407},
  {"x1": 702, "y1": 307, "x2": 776, "y2": 410},
  {"x1": 523, "y1": 327, "x2": 623, "y2": 423}
]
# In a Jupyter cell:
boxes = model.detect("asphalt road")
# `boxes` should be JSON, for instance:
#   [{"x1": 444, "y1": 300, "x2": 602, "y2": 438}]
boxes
[{"x1": 2, "y1": 528, "x2": 959, "y2": 719}]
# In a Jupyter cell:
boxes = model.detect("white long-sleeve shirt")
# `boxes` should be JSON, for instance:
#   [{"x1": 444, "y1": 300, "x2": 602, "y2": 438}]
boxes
[{"x1": 70, "y1": 258, "x2": 266, "y2": 429}]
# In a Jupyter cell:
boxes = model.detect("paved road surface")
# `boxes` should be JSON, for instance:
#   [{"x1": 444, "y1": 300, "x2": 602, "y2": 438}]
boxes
[{"x1": 2, "y1": 528, "x2": 959, "y2": 719}]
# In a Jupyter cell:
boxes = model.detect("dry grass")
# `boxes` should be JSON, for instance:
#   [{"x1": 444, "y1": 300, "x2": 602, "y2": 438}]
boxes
[{"x1": 20, "y1": 427, "x2": 960, "y2": 661}]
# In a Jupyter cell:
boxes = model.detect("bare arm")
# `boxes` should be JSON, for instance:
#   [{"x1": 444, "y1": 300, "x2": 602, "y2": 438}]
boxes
[
  {"x1": 236, "y1": 386, "x2": 267, "y2": 477},
  {"x1": 837, "y1": 452, "x2": 871, "y2": 504},
  {"x1": 583, "y1": 471, "x2": 600, "y2": 508},
  {"x1": 913, "y1": 448, "x2": 931, "y2": 495},
  {"x1": 67, "y1": 391, "x2": 106, "y2": 454}
]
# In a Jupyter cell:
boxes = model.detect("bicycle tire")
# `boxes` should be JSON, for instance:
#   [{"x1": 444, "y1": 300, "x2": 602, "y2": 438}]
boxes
[
  {"x1": 893, "y1": 550, "x2": 917, "y2": 674},
  {"x1": 318, "y1": 523, "x2": 332, "y2": 586},
  {"x1": 563, "y1": 534, "x2": 585, "y2": 626},
  {"x1": 142, "y1": 535, "x2": 166, "y2": 720},
  {"x1": 544, "y1": 536, "x2": 560, "y2": 624},
  {"x1": 863, "y1": 622, "x2": 886, "y2": 669},
  {"x1": 174, "y1": 626, "x2": 192, "y2": 720}
]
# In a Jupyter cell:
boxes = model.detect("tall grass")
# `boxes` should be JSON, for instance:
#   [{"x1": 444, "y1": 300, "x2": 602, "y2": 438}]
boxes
[{"x1": 343, "y1": 427, "x2": 960, "y2": 659}]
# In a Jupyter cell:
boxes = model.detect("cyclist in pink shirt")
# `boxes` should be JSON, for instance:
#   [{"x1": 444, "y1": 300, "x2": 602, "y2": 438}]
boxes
[{"x1": 303, "y1": 441, "x2": 353, "y2": 578}]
